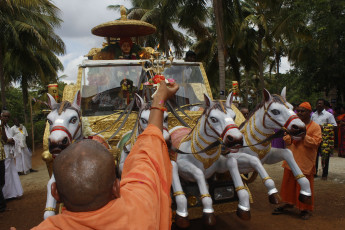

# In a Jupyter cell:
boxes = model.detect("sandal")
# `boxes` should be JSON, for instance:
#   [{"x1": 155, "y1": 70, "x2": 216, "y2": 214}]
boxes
[
  {"x1": 272, "y1": 204, "x2": 293, "y2": 215},
  {"x1": 300, "y1": 210, "x2": 311, "y2": 220},
  {"x1": 272, "y1": 206, "x2": 286, "y2": 215}
]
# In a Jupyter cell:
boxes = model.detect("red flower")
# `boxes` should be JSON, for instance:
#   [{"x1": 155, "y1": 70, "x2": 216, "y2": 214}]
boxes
[{"x1": 153, "y1": 75, "x2": 165, "y2": 84}]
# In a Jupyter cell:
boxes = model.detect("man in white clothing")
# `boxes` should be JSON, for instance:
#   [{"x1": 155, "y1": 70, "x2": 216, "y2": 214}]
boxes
[
  {"x1": 1, "y1": 111, "x2": 23, "y2": 199},
  {"x1": 11, "y1": 119, "x2": 37, "y2": 175},
  {"x1": 311, "y1": 99, "x2": 337, "y2": 180}
]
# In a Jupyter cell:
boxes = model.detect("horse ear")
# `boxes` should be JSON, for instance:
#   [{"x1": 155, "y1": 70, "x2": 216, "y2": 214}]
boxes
[
  {"x1": 263, "y1": 88, "x2": 272, "y2": 102},
  {"x1": 281, "y1": 87, "x2": 287, "y2": 99},
  {"x1": 72, "y1": 91, "x2": 81, "y2": 109},
  {"x1": 204, "y1": 94, "x2": 213, "y2": 108},
  {"x1": 47, "y1": 93, "x2": 57, "y2": 109},
  {"x1": 225, "y1": 92, "x2": 233, "y2": 108},
  {"x1": 135, "y1": 93, "x2": 144, "y2": 109}
]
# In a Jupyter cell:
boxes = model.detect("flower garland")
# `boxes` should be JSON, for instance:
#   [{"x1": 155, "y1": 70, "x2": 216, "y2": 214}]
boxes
[{"x1": 321, "y1": 124, "x2": 334, "y2": 168}]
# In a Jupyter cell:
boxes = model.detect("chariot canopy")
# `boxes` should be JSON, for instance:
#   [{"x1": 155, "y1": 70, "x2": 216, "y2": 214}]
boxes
[{"x1": 91, "y1": 6, "x2": 156, "y2": 39}]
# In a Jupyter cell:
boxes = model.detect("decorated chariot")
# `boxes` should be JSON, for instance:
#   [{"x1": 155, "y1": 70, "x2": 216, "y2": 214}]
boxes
[{"x1": 42, "y1": 6, "x2": 248, "y2": 227}]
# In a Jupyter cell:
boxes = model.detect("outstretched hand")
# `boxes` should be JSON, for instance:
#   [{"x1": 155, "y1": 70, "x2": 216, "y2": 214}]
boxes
[
  {"x1": 149, "y1": 81, "x2": 179, "y2": 131},
  {"x1": 153, "y1": 81, "x2": 179, "y2": 103}
]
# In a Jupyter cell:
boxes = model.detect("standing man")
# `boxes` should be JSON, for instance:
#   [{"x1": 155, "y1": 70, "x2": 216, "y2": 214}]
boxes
[
  {"x1": 311, "y1": 99, "x2": 337, "y2": 180},
  {"x1": 0, "y1": 114, "x2": 8, "y2": 212},
  {"x1": 1, "y1": 110, "x2": 23, "y2": 199},
  {"x1": 11, "y1": 118, "x2": 37, "y2": 175},
  {"x1": 273, "y1": 102, "x2": 322, "y2": 220}
]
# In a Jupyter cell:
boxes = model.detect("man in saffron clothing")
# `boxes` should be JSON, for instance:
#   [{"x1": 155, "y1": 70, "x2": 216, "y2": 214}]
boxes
[
  {"x1": 273, "y1": 102, "x2": 322, "y2": 220},
  {"x1": 28, "y1": 81, "x2": 179, "y2": 230}
]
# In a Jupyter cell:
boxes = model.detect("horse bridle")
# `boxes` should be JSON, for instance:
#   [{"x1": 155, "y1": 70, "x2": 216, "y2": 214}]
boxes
[
  {"x1": 204, "y1": 104, "x2": 239, "y2": 142},
  {"x1": 262, "y1": 98, "x2": 299, "y2": 132},
  {"x1": 173, "y1": 103, "x2": 239, "y2": 155},
  {"x1": 50, "y1": 108, "x2": 82, "y2": 143}
]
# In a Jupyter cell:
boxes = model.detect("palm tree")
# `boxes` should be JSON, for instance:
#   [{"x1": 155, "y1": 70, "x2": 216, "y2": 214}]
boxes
[{"x1": 1, "y1": 0, "x2": 65, "y2": 121}]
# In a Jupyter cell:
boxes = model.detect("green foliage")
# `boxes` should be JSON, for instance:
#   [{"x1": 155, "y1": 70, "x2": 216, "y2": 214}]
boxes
[
  {"x1": 0, "y1": 87, "x2": 24, "y2": 123},
  {"x1": 26, "y1": 120, "x2": 47, "y2": 149}
]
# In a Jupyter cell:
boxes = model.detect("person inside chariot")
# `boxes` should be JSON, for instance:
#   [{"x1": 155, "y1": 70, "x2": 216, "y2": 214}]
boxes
[{"x1": 29, "y1": 81, "x2": 179, "y2": 230}]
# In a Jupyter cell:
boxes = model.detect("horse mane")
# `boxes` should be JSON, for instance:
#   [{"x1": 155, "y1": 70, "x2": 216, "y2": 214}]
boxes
[
  {"x1": 239, "y1": 94, "x2": 287, "y2": 129},
  {"x1": 51, "y1": 101, "x2": 72, "y2": 115},
  {"x1": 186, "y1": 100, "x2": 228, "y2": 136}
]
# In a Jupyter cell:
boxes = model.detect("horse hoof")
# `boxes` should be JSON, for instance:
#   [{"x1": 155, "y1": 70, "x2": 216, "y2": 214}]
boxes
[
  {"x1": 298, "y1": 194, "x2": 312, "y2": 205},
  {"x1": 202, "y1": 212, "x2": 217, "y2": 226},
  {"x1": 236, "y1": 207, "x2": 251, "y2": 221},
  {"x1": 269, "y1": 193, "x2": 281, "y2": 204},
  {"x1": 175, "y1": 214, "x2": 190, "y2": 228}
]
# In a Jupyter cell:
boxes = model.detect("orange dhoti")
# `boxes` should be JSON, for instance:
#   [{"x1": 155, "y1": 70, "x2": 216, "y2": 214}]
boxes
[{"x1": 280, "y1": 168, "x2": 314, "y2": 211}]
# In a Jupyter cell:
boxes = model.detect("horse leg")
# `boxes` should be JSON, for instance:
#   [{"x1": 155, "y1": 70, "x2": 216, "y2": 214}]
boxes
[
  {"x1": 171, "y1": 161, "x2": 190, "y2": 228},
  {"x1": 178, "y1": 159, "x2": 216, "y2": 226},
  {"x1": 44, "y1": 174, "x2": 57, "y2": 219},
  {"x1": 226, "y1": 156, "x2": 251, "y2": 220},
  {"x1": 235, "y1": 153, "x2": 280, "y2": 204},
  {"x1": 265, "y1": 149, "x2": 312, "y2": 204}
]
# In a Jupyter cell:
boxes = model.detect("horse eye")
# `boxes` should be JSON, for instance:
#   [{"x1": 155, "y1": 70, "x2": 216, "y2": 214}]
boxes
[
  {"x1": 210, "y1": 117, "x2": 218, "y2": 123},
  {"x1": 70, "y1": 116, "x2": 78, "y2": 124},
  {"x1": 271, "y1": 109, "x2": 280, "y2": 115},
  {"x1": 140, "y1": 118, "x2": 148, "y2": 124},
  {"x1": 47, "y1": 119, "x2": 53, "y2": 126},
  {"x1": 164, "y1": 117, "x2": 168, "y2": 123}
]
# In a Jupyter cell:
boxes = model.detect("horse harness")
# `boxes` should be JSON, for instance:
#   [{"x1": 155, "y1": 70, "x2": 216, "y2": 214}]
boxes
[
  {"x1": 175, "y1": 102, "x2": 239, "y2": 169},
  {"x1": 242, "y1": 96, "x2": 299, "y2": 158},
  {"x1": 50, "y1": 103, "x2": 82, "y2": 144}
]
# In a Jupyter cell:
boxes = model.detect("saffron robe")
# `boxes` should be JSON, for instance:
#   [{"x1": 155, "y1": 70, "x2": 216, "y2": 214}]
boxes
[
  {"x1": 281, "y1": 120, "x2": 322, "y2": 211},
  {"x1": 32, "y1": 125, "x2": 172, "y2": 230}
]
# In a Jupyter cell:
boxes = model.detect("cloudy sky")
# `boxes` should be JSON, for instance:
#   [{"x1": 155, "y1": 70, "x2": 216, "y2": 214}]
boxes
[{"x1": 53, "y1": 0, "x2": 290, "y2": 84}]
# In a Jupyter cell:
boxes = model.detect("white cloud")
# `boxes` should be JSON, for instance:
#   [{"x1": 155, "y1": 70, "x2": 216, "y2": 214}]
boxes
[{"x1": 53, "y1": 0, "x2": 130, "y2": 83}]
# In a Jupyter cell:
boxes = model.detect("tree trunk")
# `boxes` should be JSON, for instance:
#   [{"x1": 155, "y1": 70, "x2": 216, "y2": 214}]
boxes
[
  {"x1": 163, "y1": 27, "x2": 169, "y2": 57},
  {"x1": 21, "y1": 75, "x2": 29, "y2": 124},
  {"x1": 258, "y1": 37, "x2": 265, "y2": 91},
  {"x1": 213, "y1": 0, "x2": 226, "y2": 100},
  {"x1": 244, "y1": 70, "x2": 249, "y2": 107},
  {"x1": 257, "y1": 24, "x2": 266, "y2": 92},
  {"x1": 0, "y1": 46, "x2": 7, "y2": 108}
]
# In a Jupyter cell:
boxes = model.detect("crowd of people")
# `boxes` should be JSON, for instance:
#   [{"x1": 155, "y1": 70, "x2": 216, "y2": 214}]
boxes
[{"x1": 0, "y1": 110, "x2": 37, "y2": 213}]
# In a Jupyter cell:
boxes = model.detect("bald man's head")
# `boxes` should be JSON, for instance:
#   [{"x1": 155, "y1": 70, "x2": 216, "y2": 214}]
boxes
[{"x1": 53, "y1": 139, "x2": 119, "y2": 212}]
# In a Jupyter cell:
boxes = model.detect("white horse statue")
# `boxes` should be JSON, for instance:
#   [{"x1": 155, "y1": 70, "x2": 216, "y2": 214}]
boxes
[
  {"x1": 170, "y1": 93, "x2": 253, "y2": 227},
  {"x1": 117, "y1": 93, "x2": 170, "y2": 176},
  {"x1": 43, "y1": 91, "x2": 109, "y2": 219},
  {"x1": 237, "y1": 88, "x2": 309, "y2": 204}
]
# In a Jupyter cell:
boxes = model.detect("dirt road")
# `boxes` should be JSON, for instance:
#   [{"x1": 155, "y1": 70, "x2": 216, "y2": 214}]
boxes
[{"x1": 1, "y1": 147, "x2": 345, "y2": 230}]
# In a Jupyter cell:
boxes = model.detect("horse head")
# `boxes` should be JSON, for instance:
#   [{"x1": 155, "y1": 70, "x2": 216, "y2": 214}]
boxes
[
  {"x1": 135, "y1": 93, "x2": 170, "y2": 141},
  {"x1": 47, "y1": 91, "x2": 82, "y2": 157},
  {"x1": 203, "y1": 93, "x2": 243, "y2": 151},
  {"x1": 261, "y1": 87, "x2": 306, "y2": 138}
]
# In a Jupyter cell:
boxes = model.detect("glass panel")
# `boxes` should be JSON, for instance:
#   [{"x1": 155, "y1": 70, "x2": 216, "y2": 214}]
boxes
[
  {"x1": 163, "y1": 65, "x2": 208, "y2": 110},
  {"x1": 80, "y1": 63, "x2": 208, "y2": 116},
  {"x1": 81, "y1": 65, "x2": 143, "y2": 116}
]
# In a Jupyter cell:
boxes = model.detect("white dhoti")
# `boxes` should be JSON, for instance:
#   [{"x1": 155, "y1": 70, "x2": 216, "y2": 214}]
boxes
[
  {"x1": 11, "y1": 125, "x2": 32, "y2": 174},
  {"x1": 3, "y1": 158, "x2": 23, "y2": 199},
  {"x1": 2, "y1": 123, "x2": 24, "y2": 199},
  {"x1": 15, "y1": 147, "x2": 32, "y2": 174}
]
